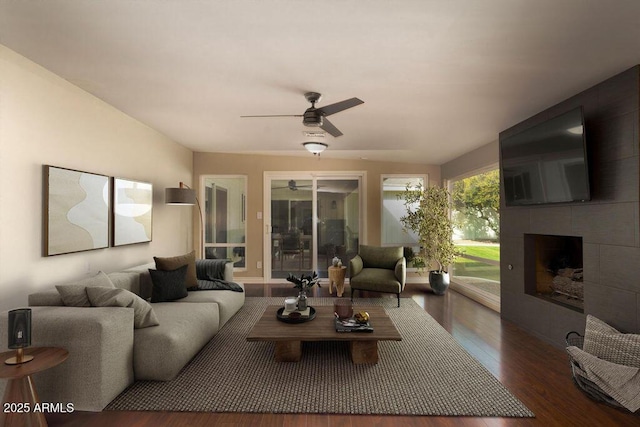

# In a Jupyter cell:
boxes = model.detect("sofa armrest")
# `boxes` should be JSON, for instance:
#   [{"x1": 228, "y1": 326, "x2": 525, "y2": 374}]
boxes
[
  {"x1": 196, "y1": 259, "x2": 236, "y2": 282},
  {"x1": 395, "y1": 257, "x2": 407, "y2": 288},
  {"x1": 224, "y1": 261, "x2": 235, "y2": 282},
  {"x1": 0, "y1": 306, "x2": 135, "y2": 411},
  {"x1": 349, "y1": 255, "x2": 364, "y2": 278}
]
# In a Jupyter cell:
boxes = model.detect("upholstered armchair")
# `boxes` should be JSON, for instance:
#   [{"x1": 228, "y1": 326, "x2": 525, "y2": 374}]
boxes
[{"x1": 349, "y1": 245, "x2": 406, "y2": 307}]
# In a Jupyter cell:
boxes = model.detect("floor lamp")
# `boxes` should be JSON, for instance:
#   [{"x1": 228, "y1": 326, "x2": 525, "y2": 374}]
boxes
[{"x1": 165, "y1": 182, "x2": 204, "y2": 259}]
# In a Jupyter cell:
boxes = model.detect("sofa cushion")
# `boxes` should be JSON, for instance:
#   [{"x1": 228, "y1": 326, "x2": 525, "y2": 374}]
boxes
[
  {"x1": 149, "y1": 265, "x2": 189, "y2": 303},
  {"x1": 133, "y1": 302, "x2": 220, "y2": 380},
  {"x1": 86, "y1": 287, "x2": 160, "y2": 329},
  {"x1": 583, "y1": 315, "x2": 640, "y2": 368},
  {"x1": 180, "y1": 283, "x2": 245, "y2": 327},
  {"x1": 154, "y1": 250, "x2": 197, "y2": 290},
  {"x1": 56, "y1": 271, "x2": 115, "y2": 307}
]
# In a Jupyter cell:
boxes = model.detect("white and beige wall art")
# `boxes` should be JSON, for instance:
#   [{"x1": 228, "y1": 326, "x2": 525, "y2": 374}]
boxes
[
  {"x1": 44, "y1": 166, "x2": 154, "y2": 256},
  {"x1": 45, "y1": 165, "x2": 110, "y2": 256},
  {"x1": 113, "y1": 178, "x2": 153, "y2": 246}
]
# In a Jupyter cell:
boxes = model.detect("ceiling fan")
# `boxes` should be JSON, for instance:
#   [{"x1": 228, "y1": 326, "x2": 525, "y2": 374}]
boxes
[
  {"x1": 272, "y1": 180, "x2": 311, "y2": 191},
  {"x1": 241, "y1": 92, "x2": 364, "y2": 137}
]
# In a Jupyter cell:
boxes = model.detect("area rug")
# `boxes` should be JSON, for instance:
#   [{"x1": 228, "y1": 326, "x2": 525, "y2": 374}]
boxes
[{"x1": 107, "y1": 297, "x2": 534, "y2": 417}]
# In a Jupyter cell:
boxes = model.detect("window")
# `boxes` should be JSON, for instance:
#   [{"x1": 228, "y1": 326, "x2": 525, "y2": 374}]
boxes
[
  {"x1": 381, "y1": 175, "x2": 427, "y2": 259},
  {"x1": 202, "y1": 176, "x2": 247, "y2": 269},
  {"x1": 449, "y1": 168, "x2": 500, "y2": 300}
]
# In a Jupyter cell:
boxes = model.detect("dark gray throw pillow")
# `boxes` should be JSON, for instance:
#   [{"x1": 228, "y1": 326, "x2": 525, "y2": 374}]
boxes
[{"x1": 149, "y1": 265, "x2": 189, "y2": 302}]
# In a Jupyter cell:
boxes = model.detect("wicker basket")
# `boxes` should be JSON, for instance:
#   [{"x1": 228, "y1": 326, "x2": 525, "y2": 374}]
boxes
[{"x1": 565, "y1": 331, "x2": 632, "y2": 411}]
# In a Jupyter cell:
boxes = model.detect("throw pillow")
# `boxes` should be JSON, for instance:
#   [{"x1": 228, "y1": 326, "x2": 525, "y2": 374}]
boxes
[
  {"x1": 86, "y1": 287, "x2": 160, "y2": 329},
  {"x1": 56, "y1": 271, "x2": 115, "y2": 307},
  {"x1": 583, "y1": 315, "x2": 640, "y2": 368},
  {"x1": 149, "y1": 265, "x2": 189, "y2": 302},
  {"x1": 154, "y1": 250, "x2": 198, "y2": 290}
]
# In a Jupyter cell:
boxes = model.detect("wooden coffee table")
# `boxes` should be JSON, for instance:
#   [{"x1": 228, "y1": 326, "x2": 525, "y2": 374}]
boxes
[{"x1": 246, "y1": 305, "x2": 401, "y2": 364}]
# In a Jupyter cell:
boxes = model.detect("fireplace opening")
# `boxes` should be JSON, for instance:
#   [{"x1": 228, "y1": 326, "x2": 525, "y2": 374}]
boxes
[{"x1": 524, "y1": 234, "x2": 584, "y2": 312}]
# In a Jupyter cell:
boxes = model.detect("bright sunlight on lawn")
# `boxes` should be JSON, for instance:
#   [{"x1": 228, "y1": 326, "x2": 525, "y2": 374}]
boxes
[{"x1": 455, "y1": 245, "x2": 500, "y2": 261}]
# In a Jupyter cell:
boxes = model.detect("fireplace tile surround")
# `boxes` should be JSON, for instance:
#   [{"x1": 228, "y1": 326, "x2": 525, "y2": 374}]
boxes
[{"x1": 500, "y1": 65, "x2": 640, "y2": 348}]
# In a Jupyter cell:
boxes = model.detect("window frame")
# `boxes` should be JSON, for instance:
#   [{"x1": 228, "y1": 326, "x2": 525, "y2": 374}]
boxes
[{"x1": 200, "y1": 174, "x2": 248, "y2": 271}]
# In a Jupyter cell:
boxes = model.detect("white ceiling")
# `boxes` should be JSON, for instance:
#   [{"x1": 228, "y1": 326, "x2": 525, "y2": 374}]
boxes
[{"x1": 2, "y1": 0, "x2": 640, "y2": 165}]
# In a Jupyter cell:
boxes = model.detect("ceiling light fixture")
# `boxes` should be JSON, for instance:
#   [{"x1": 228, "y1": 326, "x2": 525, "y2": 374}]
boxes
[{"x1": 303, "y1": 142, "x2": 328, "y2": 155}]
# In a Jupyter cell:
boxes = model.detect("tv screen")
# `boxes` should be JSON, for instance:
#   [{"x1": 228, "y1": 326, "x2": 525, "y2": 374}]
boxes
[{"x1": 500, "y1": 107, "x2": 590, "y2": 206}]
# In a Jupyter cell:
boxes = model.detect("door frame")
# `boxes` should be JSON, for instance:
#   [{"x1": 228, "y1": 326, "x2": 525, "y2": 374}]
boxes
[{"x1": 263, "y1": 171, "x2": 366, "y2": 282}]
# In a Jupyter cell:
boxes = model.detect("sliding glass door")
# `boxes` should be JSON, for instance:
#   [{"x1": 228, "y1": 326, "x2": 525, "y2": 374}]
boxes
[
  {"x1": 266, "y1": 173, "x2": 362, "y2": 280},
  {"x1": 315, "y1": 178, "x2": 359, "y2": 278}
]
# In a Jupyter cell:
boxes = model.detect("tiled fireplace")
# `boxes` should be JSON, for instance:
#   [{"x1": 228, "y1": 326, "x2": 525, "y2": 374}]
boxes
[{"x1": 499, "y1": 65, "x2": 640, "y2": 347}]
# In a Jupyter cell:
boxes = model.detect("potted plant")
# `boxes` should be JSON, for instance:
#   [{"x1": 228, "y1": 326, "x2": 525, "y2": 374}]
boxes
[
  {"x1": 399, "y1": 183, "x2": 462, "y2": 295},
  {"x1": 286, "y1": 272, "x2": 320, "y2": 310}
]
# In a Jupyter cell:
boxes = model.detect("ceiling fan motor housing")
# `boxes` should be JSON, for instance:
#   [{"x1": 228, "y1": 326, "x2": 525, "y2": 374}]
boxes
[{"x1": 303, "y1": 108, "x2": 323, "y2": 127}]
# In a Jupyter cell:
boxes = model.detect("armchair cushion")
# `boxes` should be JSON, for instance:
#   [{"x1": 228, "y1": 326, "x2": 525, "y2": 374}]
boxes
[{"x1": 351, "y1": 268, "x2": 403, "y2": 294}]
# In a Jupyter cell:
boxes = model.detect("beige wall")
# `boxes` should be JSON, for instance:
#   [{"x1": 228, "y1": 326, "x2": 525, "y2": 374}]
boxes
[
  {"x1": 194, "y1": 152, "x2": 439, "y2": 278},
  {"x1": 0, "y1": 45, "x2": 193, "y2": 312},
  {"x1": 441, "y1": 140, "x2": 498, "y2": 181}
]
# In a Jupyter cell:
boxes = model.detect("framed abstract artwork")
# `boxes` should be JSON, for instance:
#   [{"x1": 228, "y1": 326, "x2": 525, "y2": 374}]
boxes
[
  {"x1": 112, "y1": 178, "x2": 153, "y2": 246},
  {"x1": 44, "y1": 165, "x2": 110, "y2": 256}
]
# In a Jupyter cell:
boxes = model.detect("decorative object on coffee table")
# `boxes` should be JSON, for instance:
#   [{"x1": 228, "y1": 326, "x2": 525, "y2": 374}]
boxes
[
  {"x1": 334, "y1": 298, "x2": 353, "y2": 319},
  {"x1": 286, "y1": 271, "x2": 320, "y2": 311},
  {"x1": 276, "y1": 306, "x2": 317, "y2": 324}
]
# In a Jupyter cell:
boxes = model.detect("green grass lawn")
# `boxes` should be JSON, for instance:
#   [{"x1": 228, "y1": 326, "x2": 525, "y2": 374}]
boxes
[
  {"x1": 455, "y1": 245, "x2": 500, "y2": 261},
  {"x1": 453, "y1": 259, "x2": 501, "y2": 282}
]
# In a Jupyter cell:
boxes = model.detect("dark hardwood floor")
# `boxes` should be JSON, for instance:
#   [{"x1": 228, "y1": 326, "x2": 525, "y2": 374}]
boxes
[{"x1": 46, "y1": 283, "x2": 637, "y2": 427}]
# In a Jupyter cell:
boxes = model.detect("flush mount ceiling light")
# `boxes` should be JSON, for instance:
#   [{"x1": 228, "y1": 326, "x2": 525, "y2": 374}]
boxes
[{"x1": 303, "y1": 141, "x2": 328, "y2": 155}]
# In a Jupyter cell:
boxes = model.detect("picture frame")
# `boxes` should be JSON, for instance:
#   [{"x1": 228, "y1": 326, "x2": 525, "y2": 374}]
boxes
[
  {"x1": 112, "y1": 177, "x2": 153, "y2": 246},
  {"x1": 44, "y1": 165, "x2": 110, "y2": 256}
]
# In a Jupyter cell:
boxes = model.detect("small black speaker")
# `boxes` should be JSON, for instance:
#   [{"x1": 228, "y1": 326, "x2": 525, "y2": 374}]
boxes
[{"x1": 8, "y1": 308, "x2": 31, "y2": 349}]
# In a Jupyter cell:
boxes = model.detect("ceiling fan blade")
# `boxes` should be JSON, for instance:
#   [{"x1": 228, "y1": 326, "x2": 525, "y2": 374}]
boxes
[
  {"x1": 320, "y1": 117, "x2": 343, "y2": 137},
  {"x1": 317, "y1": 98, "x2": 364, "y2": 116},
  {"x1": 240, "y1": 114, "x2": 303, "y2": 118}
]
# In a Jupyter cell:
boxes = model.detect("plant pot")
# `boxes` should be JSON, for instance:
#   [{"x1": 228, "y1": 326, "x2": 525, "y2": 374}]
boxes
[{"x1": 429, "y1": 270, "x2": 450, "y2": 295}]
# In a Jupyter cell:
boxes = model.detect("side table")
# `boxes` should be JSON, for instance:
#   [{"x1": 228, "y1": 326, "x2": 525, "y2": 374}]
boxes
[
  {"x1": 0, "y1": 347, "x2": 69, "y2": 427},
  {"x1": 328, "y1": 266, "x2": 347, "y2": 297}
]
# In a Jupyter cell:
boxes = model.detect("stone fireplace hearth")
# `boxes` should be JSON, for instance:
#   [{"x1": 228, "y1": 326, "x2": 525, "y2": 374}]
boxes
[{"x1": 524, "y1": 234, "x2": 584, "y2": 312}]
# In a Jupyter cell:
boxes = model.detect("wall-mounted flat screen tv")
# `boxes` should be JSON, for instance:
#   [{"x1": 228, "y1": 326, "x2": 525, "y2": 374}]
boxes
[{"x1": 500, "y1": 107, "x2": 590, "y2": 206}]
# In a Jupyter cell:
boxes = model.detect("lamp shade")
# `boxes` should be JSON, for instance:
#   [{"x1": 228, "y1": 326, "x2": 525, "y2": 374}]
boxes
[
  {"x1": 303, "y1": 142, "x2": 328, "y2": 155},
  {"x1": 165, "y1": 187, "x2": 196, "y2": 205}
]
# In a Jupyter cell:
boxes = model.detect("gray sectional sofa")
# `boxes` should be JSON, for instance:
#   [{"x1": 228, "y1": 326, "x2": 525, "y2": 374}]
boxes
[{"x1": 0, "y1": 260, "x2": 244, "y2": 411}]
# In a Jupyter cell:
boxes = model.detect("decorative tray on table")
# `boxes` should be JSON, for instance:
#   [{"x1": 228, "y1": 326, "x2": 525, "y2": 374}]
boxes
[{"x1": 276, "y1": 306, "x2": 316, "y2": 323}]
